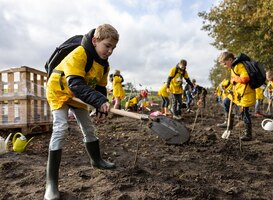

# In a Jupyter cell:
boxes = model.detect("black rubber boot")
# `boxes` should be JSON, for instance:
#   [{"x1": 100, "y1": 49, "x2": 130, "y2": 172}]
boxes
[
  {"x1": 85, "y1": 140, "x2": 115, "y2": 169},
  {"x1": 44, "y1": 150, "x2": 62, "y2": 200},
  {"x1": 240, "y1": 123, "x2": 252, "y2": 141}
]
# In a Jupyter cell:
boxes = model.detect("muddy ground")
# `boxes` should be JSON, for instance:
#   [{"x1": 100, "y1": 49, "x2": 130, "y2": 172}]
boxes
[{"x1": 1, "y1": 95, "x2": 273, "y2": 200}]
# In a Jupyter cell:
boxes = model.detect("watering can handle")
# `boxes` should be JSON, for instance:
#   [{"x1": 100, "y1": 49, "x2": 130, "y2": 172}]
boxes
[
  {"x1": 12, "y1": 132, "x2": 23, "y2": 144},
  {"x1": 261, "y1": 119, "x2": 273, "y2": 128}
]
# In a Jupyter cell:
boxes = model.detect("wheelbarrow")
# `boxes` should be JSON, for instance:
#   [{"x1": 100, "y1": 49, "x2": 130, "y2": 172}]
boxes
[{"x1": 71, "y1": 97, "x2": 190, "y2": 145}]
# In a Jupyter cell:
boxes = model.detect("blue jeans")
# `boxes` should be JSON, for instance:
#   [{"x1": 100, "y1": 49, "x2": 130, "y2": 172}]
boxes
[
  {"x1": 49, "y1": 104, "x2": 97, "y2": 151},
  {"x1": 222, "y1": 97, "x2": 231, "y2": 113},
  {"x1": 254, "y1": 99, "x2": 263, "y2": 113},
  {"x1": 222, "y1": 97, "x2": 251, "y2": 124},
  {"x1": 185, "y1": 90, "x2": 193, "y2": 109}
]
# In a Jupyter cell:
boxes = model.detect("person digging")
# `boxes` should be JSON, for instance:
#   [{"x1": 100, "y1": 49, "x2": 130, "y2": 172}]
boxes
[
  {"x1": 44, "y1": 24, "x2": 119, "y2": 200},
  {"x1": 218, "y1": 51, "x2": 255, "y2": 141}
]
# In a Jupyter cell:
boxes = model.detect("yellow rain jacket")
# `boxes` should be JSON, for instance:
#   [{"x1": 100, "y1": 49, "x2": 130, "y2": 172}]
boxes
[
  {"x1": 230, "y1": 63, "x2": 255, "y2": 107},
  {"x1": 112, "y1": 75, "x2": 125, "y2": 99},
  {"x1": 215, "y1": 85, "x2": 221, "y2": 98},
  {"x1": 125, "y1": 96, "x2": 139, "y2": 108},
  {"x1": 158, "y1": 83, "x2": 168, "y2": 97},
  {"x1": 46, "y1": 29, "x2": 109, "y2": 110},
  {"x1": 255, "y1": 87, "x2": 264, "y2": 100},
  {"x1": 167, "y1": 67, "x2": 189, "y2": 94}
]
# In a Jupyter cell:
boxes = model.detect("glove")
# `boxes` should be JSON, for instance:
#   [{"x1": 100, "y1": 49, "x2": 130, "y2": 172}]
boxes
[{"x1": 227, "y1": 90, "x2": 233, "y2": 95}]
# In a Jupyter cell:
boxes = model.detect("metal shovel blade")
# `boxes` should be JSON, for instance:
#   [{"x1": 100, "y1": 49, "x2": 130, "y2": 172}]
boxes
[
  {"x1": 221, "y1": 130, "x2": 231, "y2": 139},
  {"x1": 149, "y1": 115, "x2": 190, "y2": 145}
]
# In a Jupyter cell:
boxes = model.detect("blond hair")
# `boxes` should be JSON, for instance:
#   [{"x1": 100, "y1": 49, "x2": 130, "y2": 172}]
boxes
[
  {"x1": 218, "y1": 51, "x2": 235, "y2": 63},
  {"x1": 94, "y1": 24, "x2": 119, "y2": 42}
]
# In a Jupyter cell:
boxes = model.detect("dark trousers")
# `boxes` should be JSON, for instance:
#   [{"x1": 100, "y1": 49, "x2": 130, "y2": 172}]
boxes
[
  {"x1": 161, "y1": 96, "x2": 170, "y2": 108},
  {"x1": 222, "y1": 97, "x2": 251, "y2": 124},
  {"x1": 172, "y1": 93, "x2": 182, "y2": 116}
]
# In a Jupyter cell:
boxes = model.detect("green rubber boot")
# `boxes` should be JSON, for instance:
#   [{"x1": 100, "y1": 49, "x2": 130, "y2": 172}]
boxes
[
  {"x1": 240, "y1": 123, "x2": 252, "y2": 141},
  {"x1": 44, "y1": 150, "x2": 62, "y2": 200},
  {"x1": 85, "y1": 140, "x2": 115, "y2": 169}
]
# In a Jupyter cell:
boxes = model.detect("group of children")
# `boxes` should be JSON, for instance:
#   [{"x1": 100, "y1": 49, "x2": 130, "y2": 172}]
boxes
[
  {"x1": 43, "y1": 23, "x2": 262, "y2": 200},
  {"x1": 109, "y1": 58, "x2": 208, "y2": 119},
  {"x1": 158, "y1": 78, "x2": 207, "y2": 117},
  {"x1": 108, "y1": 69, "x2": 153, "y2": 112},
  {"x1": 124, "y1": 89, "x2": 151, "y2": 112}
]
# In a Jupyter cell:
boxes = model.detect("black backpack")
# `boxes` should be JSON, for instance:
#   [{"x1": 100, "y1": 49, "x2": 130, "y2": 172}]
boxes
[
  {"x1": 45, "y1": 35, "x2": 92, "y2": 78},
  {"x1": 231, "y1": 53, "x2": 266, "y2": 89}
]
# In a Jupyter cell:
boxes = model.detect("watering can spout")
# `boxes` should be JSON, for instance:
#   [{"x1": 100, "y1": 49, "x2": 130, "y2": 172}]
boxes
[
  {"x1": 25, "y1": 137, "x2": 34, "y2": 148},
  {"x1": 5, "y1": 133, "x2": 12, "y2": 146},
  {"x1": 0, "y1": 133, "x2": 13, "y2": 154}
]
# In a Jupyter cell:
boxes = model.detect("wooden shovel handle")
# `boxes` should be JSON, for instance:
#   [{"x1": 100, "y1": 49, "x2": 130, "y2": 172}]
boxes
[
  {"x1": 71, "y1": 97, "x2": 148, "y2": 120},
  {"x1": 110, "y1": 108, "x2": 148, "y2": 120},
  {"x1": 226, "y1": 86, "x2": 234, "y2": 130}
]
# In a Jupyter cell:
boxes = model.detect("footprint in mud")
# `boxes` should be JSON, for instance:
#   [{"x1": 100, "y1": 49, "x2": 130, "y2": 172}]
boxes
[
  {"x1": 78, "y1": 170, "x2": 91, "y2": 180},
  {"x1": 60, "y1": 192, "x2": 83, "y2": 200},
  {"x1": 0, "y1": 160, "x2": 21, "y2": 171},
  {"x1": 131, "y1": 165, "x2": 150, "y2": 176}
]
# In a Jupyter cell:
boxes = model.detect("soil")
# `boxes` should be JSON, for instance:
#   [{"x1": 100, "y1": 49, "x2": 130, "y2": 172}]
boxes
[{"x1": 1, "y1": 95, "x2": 273, "y2": 200}]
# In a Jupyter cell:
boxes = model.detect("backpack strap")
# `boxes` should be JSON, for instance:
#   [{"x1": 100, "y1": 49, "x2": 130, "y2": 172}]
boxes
[
  {"x1": 84, "y1": 49, "x2": 93, "y2": 73},
  {"x1": 52, "y1": 48, "x2": 93, "y2": 91}
]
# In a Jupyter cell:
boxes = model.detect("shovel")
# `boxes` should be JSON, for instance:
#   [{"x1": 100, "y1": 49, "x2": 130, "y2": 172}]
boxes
[
  {"x1": 221, "y1": 96, "x2": 233, "y2": 139},
  {"x1": 71, "y1": 97, "x2": 190, "y2": 145}
]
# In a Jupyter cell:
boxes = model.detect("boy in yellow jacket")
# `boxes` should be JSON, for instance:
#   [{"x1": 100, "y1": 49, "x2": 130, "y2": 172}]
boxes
[
  {"x1": 218, "y1": 51, "x2": 256, "y2": 141},
  {"x1": 44, "y1": 24, "x2": 119, "y2": 200}
]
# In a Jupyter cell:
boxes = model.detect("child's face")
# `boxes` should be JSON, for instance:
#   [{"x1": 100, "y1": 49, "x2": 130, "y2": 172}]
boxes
[
  {"x1": 178, "y1": 63, "x2": 186, "y2": 70},
  {"x1": 92, "y1": 37, "x2": 118, "y2": 60},
  {"x1": 268, "y1": 76, "x2": 273, "y2": 81},
  {"x1": 221, "y1": 58, "x2": 232, "y2": 68}
]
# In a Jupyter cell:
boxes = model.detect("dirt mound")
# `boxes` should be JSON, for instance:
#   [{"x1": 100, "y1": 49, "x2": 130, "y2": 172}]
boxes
[{"x1": 1, "y1": 97, "x2": 273, "y2": 200}]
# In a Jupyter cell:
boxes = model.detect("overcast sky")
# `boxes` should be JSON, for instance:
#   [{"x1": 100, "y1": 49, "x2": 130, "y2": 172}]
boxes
[{"x1": 0, "y1": 0, "x2": 221, "y2": 91}]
